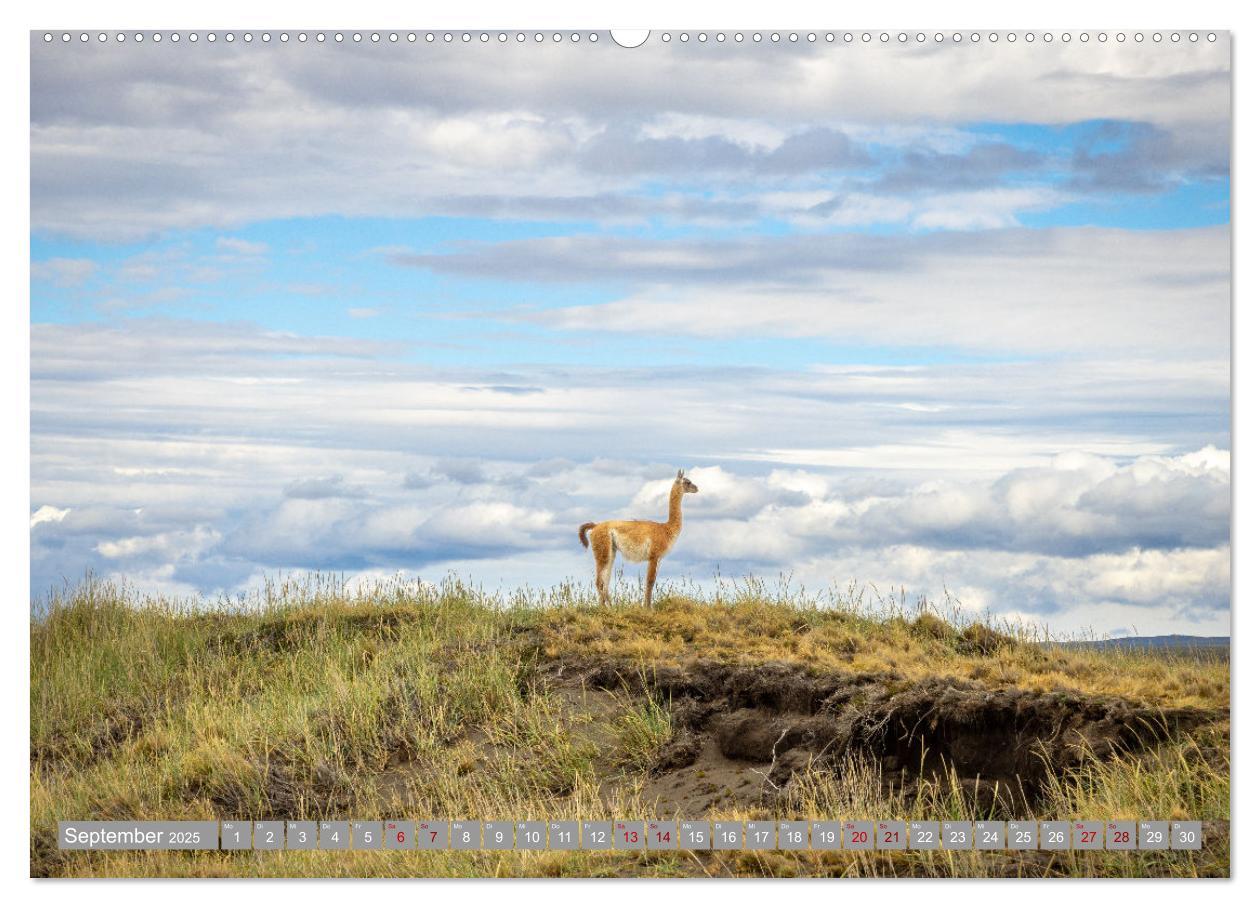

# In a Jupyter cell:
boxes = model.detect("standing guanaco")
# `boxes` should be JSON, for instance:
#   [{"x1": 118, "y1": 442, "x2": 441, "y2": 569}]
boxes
[{"x1": 578, "y1": 469, "x2": 699, "y2": 607}]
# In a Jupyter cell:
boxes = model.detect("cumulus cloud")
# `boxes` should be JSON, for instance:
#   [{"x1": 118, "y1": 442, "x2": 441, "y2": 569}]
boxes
[
  {"x1": 95, "y1": 526, "x2": 221, "y2": 562},
  {"x1": 623, "y1": 456, "x2": 1231, "y2": 629},
  {"x1": 851, "y1": 448, "x2": 1228, "y2": 557},
  {"x1": 30, "y1": 505, "x2": 69, "y2": 528},
  {"x1": 31, "y1": 419, "x2": 1230, "y2": 633},
  {"x1": 219, "y1": 494, "x2": 555, "y2": 570},
  {"x1": 794, "y1": 544, "x2": 1229, "y2": 632}
]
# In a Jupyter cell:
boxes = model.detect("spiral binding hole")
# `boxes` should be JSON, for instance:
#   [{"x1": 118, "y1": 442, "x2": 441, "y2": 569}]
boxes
[{"x1": 41, "y1": 28, "x2": 1224, "y2": 51}]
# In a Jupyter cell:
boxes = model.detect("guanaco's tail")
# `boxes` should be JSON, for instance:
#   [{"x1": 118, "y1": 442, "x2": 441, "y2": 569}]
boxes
[{"x1": 578, "y1": 522, "x2": 597, "y2": 549}]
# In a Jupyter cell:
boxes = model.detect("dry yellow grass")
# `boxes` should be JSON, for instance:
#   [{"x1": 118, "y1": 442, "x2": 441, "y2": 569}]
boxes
[
  {"x1": 30, "y1": 574, "x2": 1229, "y2": 878},
  {"x1": 540, "y1": 588, "x2": 1228, "y2": 711}
]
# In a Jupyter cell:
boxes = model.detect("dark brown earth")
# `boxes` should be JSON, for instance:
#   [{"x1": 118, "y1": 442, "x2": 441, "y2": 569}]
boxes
[{"x1": 540, "y1": 656, "x2": 1224, "y2": 817}]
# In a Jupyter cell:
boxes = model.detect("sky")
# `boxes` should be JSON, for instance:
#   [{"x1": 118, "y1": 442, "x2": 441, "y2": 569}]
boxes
[{"x1": 29, "y1": 32, "x2": 1231, "y2": 636}]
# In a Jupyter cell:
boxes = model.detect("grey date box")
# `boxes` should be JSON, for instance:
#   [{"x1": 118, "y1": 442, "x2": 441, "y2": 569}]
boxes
[
  {"x1": 845, "y1": 820, "x2": 874, "y2": 851},
  {"x1": 614, "y1": 820, "x2": 644, "y2": 850},
  {"x1": 975, "y1": 821, "x2": 1005, "y2": 850},
  {"x1": 811, "y1": 821, "x2": 842, "y2": 851},
  {"x1": 1171, "y1": 821, "x2": 1202, "y2": 851},
  {"x1": 778, "y1": 821, "x2": 808, "y2": 850},
  {"x1": 286, "y1": 821, "x2": 317, "y2": 850},
  {"x1": 1139, "y1": 820, "x2": 1169, "y2": 850},
  {"x1": 1040, "y1": 821, "x2": 1069, "y2": 850},
  {"x1": 582, "y1": 821, "x2": 612, "y2": 850},
  {"x1": 910, "y1": 821, "x2": 940, "y2": 850},
  {"x1": 1073, "y1": 821, "x2": 1104, "y2": 851},
  {"x1": 319, "y1": 821, "x2": 349, "y2": 851},
  {"x1": 516, "y1": 821, "x2": 546, "y2": 850},
  {"x1": 877, "y1": 820, "x2": 906, "y2": 850},
  {"x1": 1007, "y1": 821, "x2": 1037, "y2": 850},
  {"x1": 942, "y1": 821, "x2": 972, "y2": 850},
  {"x1": 484, "y1": 821, "x2": 513, "y2": 850},
  {"x1": 352, "y1": 821, "x2": 382, "y2": 850},
  {"x1": 451, "y1": 821, "x2": 481, "y2": 850},
  {"x1": 680, "y1": 820, "x2": 710, "y2": 850},
  {"x1": 384, "y1": 820, "x2": 415, "y2": 849},
  {"x1": 253, "y1": 821, "x2": 283, "y2": 851},
  {"x1": 647, "y1": 820, "x2": 677, "y2": 851},
  {"x1": 220, "y1": 821, "x2": 250, "y2": 850},
  {"x1": 1106, "y1": 821, "x2": 1136, "y2": 851},
  {"x1": 548, "y1": 821, "x2": 579, "y2": 850},
  {"x1": 416, "y1": 821, "x2": 449, "y2": 849},
  {"x1": 713, "y1": 821, "x2": 743, "y2": 850}
]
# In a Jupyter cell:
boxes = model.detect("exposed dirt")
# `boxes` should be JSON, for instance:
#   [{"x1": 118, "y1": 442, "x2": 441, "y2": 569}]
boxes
[
  {"x1": 539, "y1": 656, "x2": 1225, "y2": 817},
  {"x1": 638, "y1": 736, "x2": 779, "y2": 815}
]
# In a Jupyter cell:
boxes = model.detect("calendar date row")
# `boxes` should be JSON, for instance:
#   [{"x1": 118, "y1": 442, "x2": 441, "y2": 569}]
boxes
[{"x1": 60, "y1": 819, "x2": 1204, "y2": 852}]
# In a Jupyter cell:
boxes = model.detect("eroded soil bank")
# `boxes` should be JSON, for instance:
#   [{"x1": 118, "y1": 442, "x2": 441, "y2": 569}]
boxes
[{"x1": 539, "y1": 655, "x2": 1225, "y2": 816}]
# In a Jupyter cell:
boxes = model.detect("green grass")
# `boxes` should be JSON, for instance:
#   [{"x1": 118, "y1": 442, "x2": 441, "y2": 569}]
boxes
[
  {"x1": 613, "y1": 688, "x2": 674, "y2": 772},
  {"x1": 30, "y1": 574, "x2": 1229, "y2": 878}
]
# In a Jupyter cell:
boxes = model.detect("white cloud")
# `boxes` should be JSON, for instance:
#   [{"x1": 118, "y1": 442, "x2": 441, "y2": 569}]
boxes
[
  {"x1": 423, "y1": 501, "x2": 554, "y2": 544},
  {"x1": 30, "y1": 505, "x2": 69, "y2": 528},
  {"x1": 909, "y1": 188, "x2": 1066, "y2": 230},
  {"x1": 95, "y1": 526, "x2": 221, "y2": 561},
  {"x1": 714, "y1": 447, "x2": 1228, "y2": 559},
  {"x1": 32, "y1": 258, "x2": 96, "y2": 287},
  {"x1": 748, "y1": 433, "x2": 1176, "y2": 474},
  {"x1": 791, "y1": 543, "x2": 1229, "y2": 634},
  {"x1": 215, "y1": 237, "x2": 268, "y2": 257}
]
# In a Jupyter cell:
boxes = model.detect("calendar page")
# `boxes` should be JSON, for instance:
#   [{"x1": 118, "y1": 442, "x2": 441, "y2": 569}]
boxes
[{"x1": 28, "y1": 21, "x2": 1230, "y2": 882}]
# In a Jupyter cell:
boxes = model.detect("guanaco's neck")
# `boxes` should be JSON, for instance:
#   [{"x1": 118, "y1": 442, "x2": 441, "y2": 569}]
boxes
[{"x1": 666, "y1": 483, "x2": 684, "y2": 531}]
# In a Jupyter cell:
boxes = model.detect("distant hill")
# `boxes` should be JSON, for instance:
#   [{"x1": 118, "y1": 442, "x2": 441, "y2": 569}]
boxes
[{"x1": 1052, "y1": 635, "x2": 1229, "y2": 656}]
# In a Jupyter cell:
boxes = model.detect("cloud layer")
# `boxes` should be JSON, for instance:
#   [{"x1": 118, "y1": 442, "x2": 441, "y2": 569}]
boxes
[
  {"x1": 29, "y1": 36, "x2": 1231, "y2": 636},
  {"x1": 29, "y1": 317, "x2": 1231, "y2": 634},
  {"x1": 31, "y1": 424, "x2": 1229, "y2": 633},
  {"x1": 400, "y1": 226, "x2": 1229, "y2": 355},
  {"x1": 31, "y1": 36, "x2": 1229, "y2": 240}
]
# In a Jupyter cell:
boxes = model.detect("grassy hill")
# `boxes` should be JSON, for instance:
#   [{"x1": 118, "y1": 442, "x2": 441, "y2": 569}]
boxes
[{"x1": 30, "y1": 575, "x2": 1229, "y2": 878}]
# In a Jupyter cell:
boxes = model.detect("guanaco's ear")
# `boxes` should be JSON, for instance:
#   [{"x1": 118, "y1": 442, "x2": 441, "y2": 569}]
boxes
[{"x1": 677, "y1": 469, "x2": 684, "y2": 479}]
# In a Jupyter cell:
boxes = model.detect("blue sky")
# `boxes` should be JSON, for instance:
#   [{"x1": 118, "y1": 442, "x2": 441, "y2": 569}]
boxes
[{"x1": 30, "y1": 35, "x2": 1231, "y2": 636}]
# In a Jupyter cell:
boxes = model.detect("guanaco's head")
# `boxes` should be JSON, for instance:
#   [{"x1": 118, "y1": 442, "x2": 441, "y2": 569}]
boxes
[{"x1": 675, "y1": 469, "x2": 699, "y2": 493}]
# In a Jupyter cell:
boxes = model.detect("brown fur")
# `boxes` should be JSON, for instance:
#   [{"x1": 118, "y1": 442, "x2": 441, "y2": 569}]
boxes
[{"x1": 578, "y1": 470, "x2": 699, "y2": 608}]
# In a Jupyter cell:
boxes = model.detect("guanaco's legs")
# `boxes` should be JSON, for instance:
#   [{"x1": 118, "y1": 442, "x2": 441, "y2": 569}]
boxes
[{"x1": 644, "y1": 557, "x2": 659, "y2": 608}]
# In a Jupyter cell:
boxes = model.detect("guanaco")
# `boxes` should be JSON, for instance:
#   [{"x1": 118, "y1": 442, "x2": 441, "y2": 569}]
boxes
[{"x1": 578, "y1": 469, "x2": 699, "y2": 607}]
